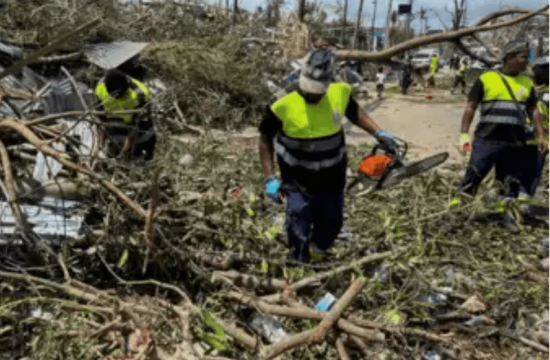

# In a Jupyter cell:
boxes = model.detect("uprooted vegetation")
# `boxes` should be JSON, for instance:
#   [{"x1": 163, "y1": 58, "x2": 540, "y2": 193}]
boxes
[{"x1": 0, "y1": 1, "x2": 549, "y2": 359}]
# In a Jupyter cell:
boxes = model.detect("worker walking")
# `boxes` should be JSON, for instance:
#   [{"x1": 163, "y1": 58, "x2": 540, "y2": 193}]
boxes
[
  {"x1": 458, "y1": 40, "x2": 547, "y2": 200},
  {"x1": 451, "y1": 58, "x2": 469, "y2": 95},
  {"x1": 95, "y1": 69, "x2": 156, "y2": 161},
  {"x1": 427, "y1": 54, "x2": 439, "y2": 87},
  {"x1": 258, "y1": 49, "x2": 397, "y2": 263},
  {"x1": 525, "y1": 55, "x2": 550, "y2": 197}
]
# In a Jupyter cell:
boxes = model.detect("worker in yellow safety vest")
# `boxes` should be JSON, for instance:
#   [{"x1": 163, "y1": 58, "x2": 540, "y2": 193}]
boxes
[
  {"x1": 258, "y1": 49, "x2": 398, "y2": 263},
  {"x1": 520, "y1": 56, "x2": 549, "y2": 198},
  {"x1": 95, "y1": 69, "x2": 156, "y2": 160},
  {"x1": 457, "y1": 40, "x2": 547, "y2": 201},
  {"x1": 451, "y1": 58, "x2": 469, "y2": 95},
  {"x1": 427, "y1": 54, "x2": 439, "y2": 87}
]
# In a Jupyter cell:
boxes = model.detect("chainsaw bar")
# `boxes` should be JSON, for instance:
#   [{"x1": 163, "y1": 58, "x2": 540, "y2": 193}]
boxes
[{"x1": 380, "y1": 152, "x2": 449, "y2": 189}]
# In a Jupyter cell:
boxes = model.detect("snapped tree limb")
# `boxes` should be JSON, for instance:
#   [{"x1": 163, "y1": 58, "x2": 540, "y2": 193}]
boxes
[{"x1": 336, "y1": 5, "x2": 549, "y2": 61}]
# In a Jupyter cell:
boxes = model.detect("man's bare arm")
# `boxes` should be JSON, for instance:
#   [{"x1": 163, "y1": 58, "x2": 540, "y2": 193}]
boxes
[
  {"x1": 259, "y1": 133, "x2": 275, "y2": 177},
  {"x1": 353, "y1": 106, "x2": 381, "y2": 135},
  {"x1": 530, "y1": 106, "x2": 548, "y2": 153},
  {"x1": 461, "y1": 101, "x2": 478, "y2": 133}
]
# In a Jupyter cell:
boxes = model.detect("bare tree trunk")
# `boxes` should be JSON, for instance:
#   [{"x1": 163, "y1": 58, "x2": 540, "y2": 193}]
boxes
[
  {"x1": 370, "y1": 0, "x2": 378, "y2": 51},
  {"x1": 232, "y1": 0, "x2": 237, "y2": 24},
  {"x1": 384, "y1": 0, "x2": 393, "y2": 49},
  {"x1": 353, "y1": 0, "x2": 365, "y2": 49},
  {"x1": 341, "y1": 0, "x2": 348, "y2": 46},
  {"x1": 298, "y1": 0, "x2": 306, "y2": 22}
]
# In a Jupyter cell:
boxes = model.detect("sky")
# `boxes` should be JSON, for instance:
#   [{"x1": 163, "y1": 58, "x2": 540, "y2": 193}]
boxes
[{"x1": 208, "y1": 0, "x2": 548, "y2": 31}]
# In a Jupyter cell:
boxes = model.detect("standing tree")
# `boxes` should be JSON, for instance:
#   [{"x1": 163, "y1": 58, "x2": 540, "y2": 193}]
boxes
[
  {"x1": 353, "y1": 0, "x2": 365, "y2": 49},
  {"x1": 298, "y1": 0, "x2": 306, "y2": 22},
  {"x1": 449, "y1": 0, "x2": 467, "y2": 30},
  {"x1": 341, "y1": 0, "x2": 348, "y2": 46}
]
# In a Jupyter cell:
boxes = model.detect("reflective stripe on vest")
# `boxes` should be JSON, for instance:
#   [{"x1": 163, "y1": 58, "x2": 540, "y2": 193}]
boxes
[
  {"x1": 275, "y1": 132, "x2": 345, "y2": 171},
  {"x1": 478, "y1": 71, "x2": 534, "y2": 126},
  {"x1": 271, "y1": 82, "x2": 351, "y2": 171},
  {"x1": 95, "y1": 78, "x2": 151, "y2": 124}
]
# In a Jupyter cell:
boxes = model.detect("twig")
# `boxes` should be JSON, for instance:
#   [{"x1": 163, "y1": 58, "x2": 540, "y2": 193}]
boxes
[
  {"x1": 336, "y1": 334, "x2": 350, "y2": 360},
  {"x1": 144, "y1": 168, "x2": 160, "y2": 245},
  {"x1": 0, "y1": 139, "x2": 29, "y2": 231},
  {"x1": 226, "y1": 292, "x2": 384, "y2": 343},
  {"x1": 291, "y1": 251, "x2": 393, "y2": 291},
  {"x1": 261, "y1": 329, "x2": 316, "y2": 360},
  {"x1": 312, "y1": 277, "x2": 367, "y2": 343},
  {"x1": 0, "y1": 18, "x2": 101, "y2": 82}
]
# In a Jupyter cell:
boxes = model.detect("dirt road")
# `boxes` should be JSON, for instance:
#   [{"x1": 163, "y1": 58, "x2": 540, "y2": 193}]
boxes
[{"x1": 348, "y1": 91, "x2": 469, "y2": 163}]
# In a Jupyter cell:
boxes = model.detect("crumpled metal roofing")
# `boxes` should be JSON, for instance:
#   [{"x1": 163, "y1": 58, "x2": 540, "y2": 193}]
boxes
[
  {"x1": 83, "y1": 41, "x2": 148, "y2": 70},
  {"x1": 0, "y1": 197, "x2": 84, "y2": 240},
  {"x1": 42, "y1": 78, "x2": 98, "y2": 114},
  {"x1": 0, "y1": 41, "x2": 23, "y2": 59}
]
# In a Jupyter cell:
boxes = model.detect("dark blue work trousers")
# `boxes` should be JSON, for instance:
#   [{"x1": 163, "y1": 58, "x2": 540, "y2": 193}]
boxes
[
  {"x1": 285, "y1": 190, "x2": 344, "y2": 263},
  {"x1": 459, "y1": 139, "x2": 524, "y2": 196},
  {"x1": 520, "y1": 145, "x2": 548, "y2": 196}
]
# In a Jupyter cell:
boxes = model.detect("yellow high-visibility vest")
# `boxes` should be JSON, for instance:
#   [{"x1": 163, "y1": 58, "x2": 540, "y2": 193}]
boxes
[
  {"x1": 478, "y1": 71, "x2": 534, "y2": 126},
  {"x1": 95, "y1": 78, "x2": 151, "y2": 124},
  {"x1": 430, "y1": 56, "x2": 438, "y2": 75},
  {"x1": 271, "y1": 83, "x2": 351, "y2": 139},
  {"x1": 271, "y1": 83, "x2": 352, "y2": 171}
]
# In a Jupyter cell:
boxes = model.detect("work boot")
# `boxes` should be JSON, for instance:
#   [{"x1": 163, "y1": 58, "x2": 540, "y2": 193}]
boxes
[{"x1": 309, "y1": 243, "x2": 326, "y2": 262}]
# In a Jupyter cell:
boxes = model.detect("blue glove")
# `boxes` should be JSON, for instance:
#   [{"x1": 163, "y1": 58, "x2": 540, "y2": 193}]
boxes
[
  {"x1": 265, "y1": 176, "x2": 281, "y2": 202},
  {"x1": 374, "y1": 130, "x2": 398, "y2": 153},
  {"x1": 374, "y1": 130, "x2": 394, "y2": 141}
]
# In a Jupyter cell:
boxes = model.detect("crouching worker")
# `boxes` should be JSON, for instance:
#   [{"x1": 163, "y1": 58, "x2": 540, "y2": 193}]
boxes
[
  {"x1": 95, "y1": 69, "x2": 156, "y2": 161},
  {"x1": 258, "y1": 49, "x2": 397, "y2": 263}
]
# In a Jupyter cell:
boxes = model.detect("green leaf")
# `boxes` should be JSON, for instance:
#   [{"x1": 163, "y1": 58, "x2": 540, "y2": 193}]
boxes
[
  {"x1": 118, "y1": 249, "x2": 129, "y2": 268},
  {"x1": 261, "y1": 259, "x2": 269, "y2": 273}
]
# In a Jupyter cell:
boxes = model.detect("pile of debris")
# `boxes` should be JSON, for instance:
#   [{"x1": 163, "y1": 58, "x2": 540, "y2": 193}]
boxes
[{"x1": 0, "y1": 2, "x2": 548, "y2": 360}]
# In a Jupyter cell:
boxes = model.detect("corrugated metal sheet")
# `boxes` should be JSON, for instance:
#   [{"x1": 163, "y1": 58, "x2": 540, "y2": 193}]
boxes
[
  {"x1": 0, "y1": 41, "x2": 23, "y2": 58},
  {"x1": 84, "y1": 41, "x2": 148, "y2": 70},
  {"x1": 42, "y1": 79, "x2": 98, "y2": 113},
  {"x1": 0, "y1": 197, "x2": 83, "y2": 239},
  {"x1": 0, "y1": 65, "x2": 47, "y2": 92}
]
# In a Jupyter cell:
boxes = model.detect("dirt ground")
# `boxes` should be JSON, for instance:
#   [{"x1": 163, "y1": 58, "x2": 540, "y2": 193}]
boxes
[{"x1": 348, "y1": 87, "x2": 471, "y2": 163}]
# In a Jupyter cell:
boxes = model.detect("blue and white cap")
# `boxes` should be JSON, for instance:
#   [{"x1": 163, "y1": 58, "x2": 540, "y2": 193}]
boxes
[{"x1": 298, "y1": 49, "x2": 335, "y2": 94}]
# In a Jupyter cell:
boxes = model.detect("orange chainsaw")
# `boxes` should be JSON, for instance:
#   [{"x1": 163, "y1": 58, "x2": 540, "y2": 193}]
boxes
[{"x1": 346, "y1": 137, "x2": 449, "y2": 193}]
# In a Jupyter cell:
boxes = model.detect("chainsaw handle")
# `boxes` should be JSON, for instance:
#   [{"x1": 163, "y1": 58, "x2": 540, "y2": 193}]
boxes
[{"x1": 371, "y1": 137, "x2": 408, "y2": 163}]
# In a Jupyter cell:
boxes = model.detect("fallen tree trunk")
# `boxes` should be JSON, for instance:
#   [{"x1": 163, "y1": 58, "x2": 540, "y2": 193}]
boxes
[{"x1": 336, "y1": 5, "x2": 549, "y2": 61}]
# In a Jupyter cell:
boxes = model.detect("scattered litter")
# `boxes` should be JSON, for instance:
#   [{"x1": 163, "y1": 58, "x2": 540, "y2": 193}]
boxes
[
  {"x1": 464, "y1": 315, "x2": 495, "y2": 327},
  {"x1": 248, "y1": 314, "x2": 289, "y2": 343},
  {"x1": 375, "y1": 263, "x2": 390, "y2": 284},
  {"x1": 422, "y1": 348, "x2": 442, "y2": 360},
  {"x1": 315, "y1": 293, "x2": 337, "y2": 312},
  {"x1": 178, "y1": 154, "x2": 195, "y2": 167},
  {"x1": 461, "y1": 293, "x2": 487, "y2": 314}
]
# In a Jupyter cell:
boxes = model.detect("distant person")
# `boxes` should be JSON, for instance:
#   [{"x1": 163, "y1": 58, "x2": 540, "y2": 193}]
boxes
[
  {"x1": 376, "y1": 67, "x2": 386, "y2": 99},
  {"x1": 427, "y1": 54, "x2": 439, "y2": 87},
  {"x1": 400, "y1": 56, "x2": 413, "y2": 95},
  {"x1": 455, "y1": 40, "x2": 547, "y2": 205},
  {"x1": 95, "y1": 69, "x2": 156, "y2": 161},
  {"x1": 451, "y1": 58, "x2": 469, "y2": 95}
]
